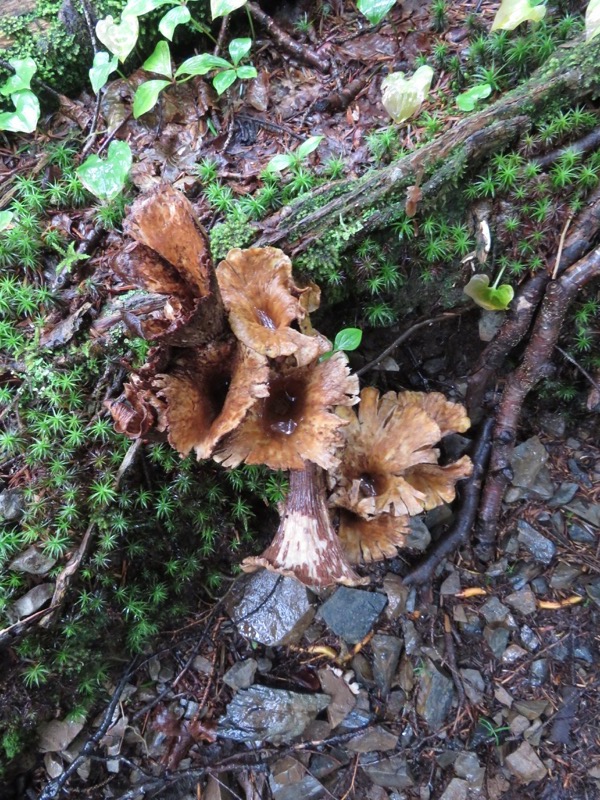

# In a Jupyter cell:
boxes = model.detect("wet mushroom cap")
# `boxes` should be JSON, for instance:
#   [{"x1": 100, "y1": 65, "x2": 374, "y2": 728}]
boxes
[
  {"x1": 213, "y1": 350, "x2": 359, "y2": 471},
  {"x1": 216, "y1": 247, "x2": 330, "y2": 366},
  {"x1": 337, "y1": 509, "x2": 410, "y2": 564}
]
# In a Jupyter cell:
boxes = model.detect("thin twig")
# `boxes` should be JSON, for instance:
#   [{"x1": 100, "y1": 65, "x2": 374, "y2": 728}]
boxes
[
  {"x1": 552, "y1": 212, "x2": 574, "y2": 280},
  {"x1": 356, "y1": 312, "x2": 464, "y2": 377},
  {"x1": 555, "y1": 345, "x2": 600, "y2": 393}
]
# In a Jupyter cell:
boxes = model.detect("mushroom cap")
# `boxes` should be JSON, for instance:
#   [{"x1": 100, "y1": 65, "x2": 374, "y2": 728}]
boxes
[
  {"x1": 107, "y1": 373, "x2": 167, "y2": 439},
  {"x1": 153, "y1": 339, "x2": 269, "y2": 460},
  {"x1": 213, "y1": 350, "x2": 359, "y2": 471},
  {"x1": 216, "y1": 247, "x2": 330, "y2": 366},
  {"x1": 338, "y1": 510, "x2": 410, "y2": 564},
  {"x1": 392, "y1": 391, "x2": 471, "y2": 437},
  {"x1": 329, "y1": 387, "x2": 472, "y2": 518}
]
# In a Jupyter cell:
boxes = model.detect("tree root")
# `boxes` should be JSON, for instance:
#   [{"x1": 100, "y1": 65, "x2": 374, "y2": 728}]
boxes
[
  {"x1": 475, "y1": 247, "x2": 600, "y2": 562},
  {"x1": 247, "y1": 2, "x2": 330, "y2": 73}
]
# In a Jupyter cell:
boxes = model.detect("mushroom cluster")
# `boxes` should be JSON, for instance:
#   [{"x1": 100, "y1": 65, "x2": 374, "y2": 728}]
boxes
[{"x1": 108, "y1": 186, "x2": 473, "y2": 589}]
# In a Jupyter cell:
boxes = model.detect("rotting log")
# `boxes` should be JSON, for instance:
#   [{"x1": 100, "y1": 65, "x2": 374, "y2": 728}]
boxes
[{"x1": 255, "y1": 35, "x2": 600, "y2": 257}]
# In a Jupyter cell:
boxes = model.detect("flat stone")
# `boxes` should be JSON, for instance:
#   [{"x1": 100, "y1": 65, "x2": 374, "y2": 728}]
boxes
[
  {"x1": 347, "y1": 725, "x2": 398, "y2": 753},
  {"x1": 505, "y1": 742, "x2": 547, "y2": 784},
  {"x1": 382, "y1": 574, "x2": 409, "y2": 619},
  {"x1": 318, "y1": 667, "x2": 356, "y2": 728},
  {"x1": 494, "y1": 685, "x2": 514, "y2": 707},
  {"x1": 509, "y1": 715, "x2": 530, "y2": 736},
  {"x1": 529, "y1": 659, "x2": 549, "y2": 686},
  {"x1": 549, "y1": 562, "x2": 581, "y2": 591},
  {"x1": 416, "y1": 660, "x2": 455, "y2": 731},
  {"x1": 479, "y1": 310, "x2": 504, "y2": 342},
  {"x1": 407, "y1": 516, "x2": 431, "y2": 551},
  {"x1": 538, "y1": 413, "x2": 566, "y2": 438},
  {"x1": 564, "y1": 500, "x2": 600, "y2": 528},
  {"x1": 9, "y1": 546, "x2": 58, "y2": 576},
  {"x1": 218, "y1": 685, "x2": 329, "y2": 744},
  {"x1": 371, "y1": 635, "x2": 402, "y2": 696},
  {"x1": 502, "y1": 645, "x2": 527, "y2": 664},
  {"x1": 504, "y1": 588, "x2": 537, "y2": 616},
  {"x1": 520, "y1": 625, "x2": 541, "y2": 652},
  {"x1": 10, "y1": 583, "x2": 55, "y2": 621},
  {"x1": 360, "y1": 753, "x2": 414, "y2": 790},
  {"x1": 270, "y1": 757, "x2": 326, "y2": 800},
  {"x1": 480, "y1": 596, "x2": 511, "y2": 624},
  {"x1": 514, "y1": 699, "x2": 548, "y2": 720},
  {"x1": 510, "y1": 436, "x2": 549, "y2": 489},
  {"x1": 320, "y1": 588, "x2": 387, "y2": 644},
  {"x1": 222, "y1": 659, "x2": 257, "y2": 690},
  {"x1": 401, "y1": 619, "x2": 420, "y2": 655},
  {"x1": 440, "y1": 572, "x2": 461, "y2": 595},
  {"x1": 568, "y1": 459, "x2": 593, "y2": 488},
  {"x1": 460, "y1": 669, "x2": 484, "y2": 705},
  {"x1": 439, "y1": 778, "x2": 468, "y2": 800},
  {"x1": 227, "y1": 571, "x2": 315, "y2": 646},
  {"x1": 568, "y1": 523, "x2": 596, "y2": 543},
  {"x1": 548, "y1": 482, "x2": 579, "y2": 508},
  {"x1": 38, "y1": 719, "x2": 84, "y2": 753},
  {"x1": 528, "y1": 466, "x2": 555, "y2": 501},
  {"x1": 484, "y1": 626, "x2": 509, "y2": 659},
  {"x1": 454, "y1": 751, "x2": 481, "y2": 781},
  {"x1": 0, "y1": 489, "x2": 24, "y2": 520},
  {"x1": 517, "y1": 521, "x2": 556, "y2": 565}
]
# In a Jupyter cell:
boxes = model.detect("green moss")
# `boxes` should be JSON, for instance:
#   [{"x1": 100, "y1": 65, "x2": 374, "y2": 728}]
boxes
[{"x1": 210, "y1": 213, "x2": 257, "y2": 261}]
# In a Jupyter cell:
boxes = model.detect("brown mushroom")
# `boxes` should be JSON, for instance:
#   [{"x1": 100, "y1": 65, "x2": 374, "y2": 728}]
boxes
[
  {"x1": 216, "y1": 247, "x2": 330, "y2": 366},
  {"x1": 242, "y1": 462, "x2": 366, "y2": 587},
  {"x1": 337, "y1": 510, "x2": 410, "y2": 564},
  {"x1": 213, "y1": 350, "x2": 359, "y2": 472}
]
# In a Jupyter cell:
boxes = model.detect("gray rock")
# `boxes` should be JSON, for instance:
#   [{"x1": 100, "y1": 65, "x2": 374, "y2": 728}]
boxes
[
  {"x1": 454, "y1": 751, "x2": 481, "y2": 781},
  {"x1": 529, "y1": 577, "x2": 548, "y2": 596},
  {"x1": 550, "y1": 512, "x2": 565, "y2": 535},
  {"x1": 9, "y1": 546, "x2": 58, "y2": 576},
  {"x1": 538, "y1": 413, "x2": 566, "y2": 438},
  {"x1": 0, "y1": 489, "x2": 24, "y2": 521},
  {"x1": 347, "y1": 726, "x2": 398, "y2": 753},
  {"x1": 517, "y1": 521, "x2": 556, "y2": 565},
  {"x1": 360, "y1": 753, "x2": 414, "y2": 790},
  {"x1": 401, "y1": 619, "x2": 420, "y2": 655},
  {"x1": 270, "y1": 757, "x2": 326, "y2": 800},
  {"x1": 423, "y1": 504, "x2": 453, "y2": 530},
  {"x1": 439, "y1": 571, "x2": 461, "y2": 595},
  {"x1": 407, "y1": 517, "x2": 431, "y2": 551},
  {"x1": 10, "y1": 583, "x2": 55, "y2": 621},
  {"x1": 549, "y1": 563, "x2": 581, "y2": 591},
  {"x1": 416, "y1": 660, "x2": 454, "y2": 731},
  {"x1": 38, "y1": 719, "x2": 84, "y2": 753},
  {"x1": 549, "y1": 482, "x2": 579, "y2": 508},
  {"x1": 371, "y1": 635, "x2": 402, "y2": 696},
  {"x1": 484, "y1": 626, "x2": 509, "y2": 659},
  {"x1": 218, "y1": 685, "x2": 329, "y2": 744},
  {"x1": 442, "y1": 434, "x2": 471, "y2": 461},
  {"x1": 529, "y1": 659, "x2": 549, "y2": 686},
  {"x1": 479, "y1": 310, "x2": 504, "y2": 342},
  {"x1": 528, "y1": 466, "x2": 555, "y2": 501},
  {"x1": 568, "y1": 523, "x2": 595, "y2": 543},
  {"x1": 501, "y1": 644, "x2": 527, "y2": 663},
  {"x1": 227, "y1": 571, "x2": 315, "y2": 646},
  {"x1": 223, "y1": 659, "x2": 257, "y2": 690},
  {"x1": 460, "y1": 669, "x2": 484, "y2": 705},
  {"x1": 505, "y1": 741, "x2": 547, "y2": 783},
  {"x1": 564, "y1": 500, "x2": 600, "y2": 528},
  {"x1": 510, "y1": 436, "x2": 549, "y2": 486},
  {"x1": 573, "y1": 644, "x2": 594, "y2": 664},
  {"x1": 382, "y1": 574, "x2": 409, "y2": 619},
  {"x1": 505, "y1": 588, "x2": 536, "y2": 616},
  {"x1": 439, "y1": 778, "x2": 469, "y2": 800},
  {"x1": 480, "y1": 596, "x2": 512, "y2": 625},
  {"x1": 320, "y1": 588, "x2": 387, "y2": 644},
  {"x1": 568, "y1": 459, "x2": 593, "y2": 488}
]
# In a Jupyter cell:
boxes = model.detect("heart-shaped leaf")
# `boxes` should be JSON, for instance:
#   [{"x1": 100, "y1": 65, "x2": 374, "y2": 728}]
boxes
[
  {"x1": 334, "y1": 327, "x2": 363, "y2": 352},
  {"x1": 228, "y1": 37, "x2": 252, "y2": 66},
  {"x1": 133, "y1": 79, "x2": 171, "y2": 117},
  {"x1": 296, "y1": 135, "x2": 324, "y2": 160},
  {"x1": 77, "y1": 140, "x2": 132, "y2": 201},
  {"x1": 491, "y1": 0, "x2": 546, "y2": 31},
  {"x1": 213, "y1": 69, "x2": 237, "y2": 95},
  {"x1": 1, "y1": 57, "x2": 37, "y2": 96},
  {"x1": 143, "y1": 40, "x2": 172, "y2": 77},
  {"x1": 211, "y1": 0, "x2": 248, "y2": 20},
  {"x1": 586, "y1": 0, "x2": 600, "y2": 40},
  {"x1": 381, "y1": 65, "x2": 434, "y2": 124},
  {"x1": 0, "y1": 90, "x2": 40, "y2": 133},
  {"x1": 357, "y1": 0, "x2": 396, "y2": 25},
  {"x1": 463, "y1": 274, "x2": 514, "y2": 311},
  {"x1": 456, "y1": 83, "x2": 492, "y2": 112},
  {"x1": 89, "y1": 51, "x2": 119, "y2": 94},
  {"x1": 266, "y1": 153, "x2": 294, "y2": 173},
  {"x1": 123, "y1": 0, "x2": 172, "y2": 14},
  {"x1": 175, "y1": 53, "x2": 232, "y2": 78},
  {"x1": 96, "y1": 14, "x2": 139, "y2": 62},
  {"x1": 159, "y1": 5, "x2": 191, "y2": 39},
  {"x1": 0, "y1": 210, "x2": 14, "y2": 231}
]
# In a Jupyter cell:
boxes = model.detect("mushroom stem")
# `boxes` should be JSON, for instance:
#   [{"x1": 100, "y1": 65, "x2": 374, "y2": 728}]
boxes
[{"x1": 242, "y1": 462, "x2": 366, "y2": 588}]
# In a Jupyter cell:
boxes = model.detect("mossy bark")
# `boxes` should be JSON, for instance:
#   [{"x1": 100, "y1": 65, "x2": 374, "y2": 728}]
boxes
[{"x1": 255, "y1": 35, "x2": 600, "y2": 261}]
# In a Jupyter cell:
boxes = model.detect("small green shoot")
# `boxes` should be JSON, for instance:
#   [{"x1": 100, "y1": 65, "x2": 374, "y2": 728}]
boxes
[
  {"x1": 357, "y1": 0, "x2": 396, "y2": 25},
  {"x1": 266, "y1": 136, "x2": 323, "y2": 173},
  {"x1": 89, "y1": 51, "x2": 119, "y2": 94},
  {"x1": 320, "y1": 327, "x2": 363, "y2": 361},
  {"x1": 456, "y1": 83, "x2": 492, "y2": 112},
  {"x1": 463, "y1": 268, "x2": 514, "y2": 311},
  {"x1": 77, "y1": 141, "x2": 132, "y2": 202}
]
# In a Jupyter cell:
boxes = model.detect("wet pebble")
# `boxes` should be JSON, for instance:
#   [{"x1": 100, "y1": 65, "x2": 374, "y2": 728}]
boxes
[
  {"x1": 360, "y1": 753, "x2": 414, "y2": 790},
  {"x1": 520, "y1": 625, "x2": 541, "y2": 652},
  {"x1": 568, "y1": 522, "x2": 595, "y2": 543},
  {"x1": 439, "y1": 778, "x2": 468, "y2": 800},
  {"x1": 320, "y1": 587, "x2": 387, "y2": 644},
  {"x1": 516, "y1": 520, "x2": 556, "y2": 565},
  {"x1": 529, "y1": 659, "x2": 549, "y2": 686},
  {"x1": 371, "y1": 635, "x2": 402, "y2": 696},
  {"x1": 480, "y1": 596, "x2": 513, "y2": 626},
  {"x1": 573, "y1": 644, "x2": 594, "y2": 664},
  {"x1": 505, "y1": 588, "x2": 536, "y2": 616},
  {"x1": 567, "y1": 459, "x2": 593, "y2": 487},
  {"x1": 548, "y1": 481, "x2": 579, "y2": 508},
  {"x1": 416, "y1": 660, "x2": 455, "y2": 731},
  {"x1": 460, "y1": 669, "x2": 484, "y2": 705},
  {"x1": 484, "y1": 626, "x2": 509, "y2": 659},
  {"x1": 502, "y1": 644, "x2": 527, "y2": 664},
  {"x1": 564, "y1": 499, "x2": 600, "y2": 527},
  {"x1": 549, "y1": 562, "x2": 581, "y2": 591},
  {"x1": 223, "y1": 659, "x2": 257, "y2": 690},
  {"x1": 0, "y1": 489, "x2": 24, "y2": 520},
  {"x1": 407, "y1": 516, "x2": 432, "y2": 551},
  {"x1": 505, "y1": 741, "x2": 547, "y2": 783}
]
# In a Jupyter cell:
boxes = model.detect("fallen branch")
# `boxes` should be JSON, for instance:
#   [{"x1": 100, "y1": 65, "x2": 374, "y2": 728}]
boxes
[
  {"x1": 403, "y1": 417, "x2": 494, "y2": 586},
  {"x1": 475, "y1": 246, "x2": 600, "y2": 561},
  {"x1": 247, "y1": 2, "x2": 330, "y2": 73}
]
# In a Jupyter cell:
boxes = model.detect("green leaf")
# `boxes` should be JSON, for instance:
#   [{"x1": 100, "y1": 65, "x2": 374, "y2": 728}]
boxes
[
  {"x1": 175, "y1": 53, "x2": 232, "y2": 77},
  {"x1": 89, "y1": 51, "x2": 119, "y2": 94},
  {"x1": 296, "y1": 135, "x2": 324, "y2": 160},
  {"x1": 587, "y1": 0, "x2": 600, "y2": 40},
  {"x1": 143, "y1": 40, "x2": 172, "y2": 77},
  {"x1": 95, "y1": 14, "x2": 139, "y2": 62},
  {"x1": 334, "y1": 327, "x2": 363, "y2": 352},
  {"x1": 133, "y1": 79, "x2": 171, "y2": 117},
  {"x1": 211, "y1": 0, "x2": 248, "y2": 20},
  {"x1": 0, "y1": 90, "x2": 40, "y2": 133},
  {"x1": 357, "y1": 0, "x2": 396, "y2": 25},
  {"x1": 123, "y1": 0, "x2": 172, "y2": 14},
  {"x1": 0, "y1": 57, "x2": 37, "y2": 96},
  {"x1": 236, "y1": 65, "x2": 257, "y2": 80},
  {"x1": 228, "y1": 37, "x2": 252, "y2": 66},
  {"x1": 0, "y1": 211, "x2": 13, "y2": 231},
  {"x1": 491, "y1": 0, "x2": 546, "y2": 31},
  {"x1": 159, "y1": 5, "x2": 191, "y2": 39},
  {"x1": 456, "y1": 83, "x2": 492, "y2": 112},
  {"x1": 266, "y1": 153, "x2": 294, "y2": 173},
  {"x1": 463, "y1": 274, "x2": 514, "y2": 311},
  {"x1": 77, "y1": 140, "x2": 132, "y2": 201},
  {"x1": 213, "y1": 69, "x2": 237, "y2": 95}
]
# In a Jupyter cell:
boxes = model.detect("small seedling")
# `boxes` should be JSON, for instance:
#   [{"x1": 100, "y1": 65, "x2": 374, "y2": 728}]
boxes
[
  {"x1": 0, "y1": 58, "x2": 40, "y2": 133},
  {"x1": 456, "y1": 83, "x2": 492, "y2": 112},
  {"x1": 320, "y1": 327, "x2": 363, "y2": 361},
  {"x1": 266, "y1": 136, "x2": 323, "y2": 173},
  {"x1": 77, "y1": 141, "x2": 132, "y2": 202},
  {"x1": 463, "y1": 267, "x2": 514, "y2": 311},
  {"x1": 357, "y1": 0, "x2": 396, "y2": 25}
]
